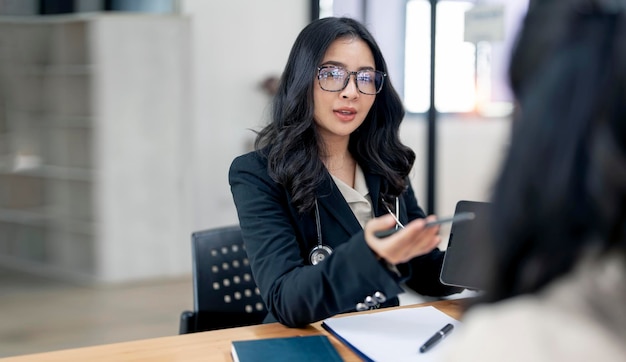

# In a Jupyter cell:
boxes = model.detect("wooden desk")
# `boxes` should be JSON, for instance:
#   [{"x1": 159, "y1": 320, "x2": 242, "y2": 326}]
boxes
[{"x1": 1, "y1": 299, "x2": 466, "y2": 362}]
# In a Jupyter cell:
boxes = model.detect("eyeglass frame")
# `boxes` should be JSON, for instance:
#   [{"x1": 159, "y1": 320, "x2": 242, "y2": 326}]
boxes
[{"x1": 316, "y1": 66, "x2": 387, "y2": 95}]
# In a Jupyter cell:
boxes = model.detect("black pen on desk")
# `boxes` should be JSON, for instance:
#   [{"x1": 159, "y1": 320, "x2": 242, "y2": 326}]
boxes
[{"x1": 419, "y1": 323, "x2": 454, "y2": 353}]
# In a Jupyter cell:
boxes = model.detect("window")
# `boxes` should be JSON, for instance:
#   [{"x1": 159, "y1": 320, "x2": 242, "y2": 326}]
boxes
[{"x1": 404, "y1": 0, "x2": 528, "y2": 116}]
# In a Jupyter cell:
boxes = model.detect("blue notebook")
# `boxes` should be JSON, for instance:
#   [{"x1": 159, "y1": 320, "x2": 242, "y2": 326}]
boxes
[{"x1": 231, "y1": 335, "x2": 342, "y2": 362}]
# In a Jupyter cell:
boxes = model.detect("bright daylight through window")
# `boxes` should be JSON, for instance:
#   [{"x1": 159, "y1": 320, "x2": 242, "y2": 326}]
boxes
[{"x1": 404, "y1": 0, "x2": 528, "y2": 116}]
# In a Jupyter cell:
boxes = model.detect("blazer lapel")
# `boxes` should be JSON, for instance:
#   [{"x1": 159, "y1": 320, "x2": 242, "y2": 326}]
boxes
[
  {"x1": 316, "y1": 173, "x2": 362, "y2": 236},
  {"x1": 364, "y1": 171, "x2": 383, "y2": 217},
  {"x1": 316, "y1": 169, "x2": 386, "y2": 235}
]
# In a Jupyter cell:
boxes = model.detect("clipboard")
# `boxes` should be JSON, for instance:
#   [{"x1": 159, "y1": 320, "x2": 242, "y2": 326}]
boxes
[
  {"x1": 439, "y1": 200, "x2": 492, "y2": 291},
  {"x1": 322, "y1": 306, "x2": 461, "y2": 362}
]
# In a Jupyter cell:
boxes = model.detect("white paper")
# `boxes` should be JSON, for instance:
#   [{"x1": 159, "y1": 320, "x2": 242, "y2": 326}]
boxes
[{"x1": 323, "y1": 306, "x2": 461, "y2": 362}]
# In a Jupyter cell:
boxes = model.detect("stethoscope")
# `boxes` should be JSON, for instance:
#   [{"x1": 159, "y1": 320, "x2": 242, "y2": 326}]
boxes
[
  {"x1": 308, "y1": 197, "x2": 403, "y2": 265},
  {"x1": 308, "y1": 199, "x2": 333, "y2": 265}
]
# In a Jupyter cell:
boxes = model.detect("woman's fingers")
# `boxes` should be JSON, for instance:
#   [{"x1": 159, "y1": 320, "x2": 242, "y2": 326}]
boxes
[
  {"x1": 365, "y1": 216, "x2": 441, "y2": 265},
  {"x1": 365, "y1": 214, "x2": 397, "y2": 237}
]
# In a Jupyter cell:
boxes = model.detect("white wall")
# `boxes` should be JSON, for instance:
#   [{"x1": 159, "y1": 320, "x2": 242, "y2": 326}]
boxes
[
  {"x1": 401, "y1": 114, "x2": 511, "y2": 242},
  {"x1": 179, "y1": 0, "x2": 309, "y2": 231},
  {"x1": 403, "y1": 116, "x2": 510, "y2": 213},
  {"x1": 365, "y1": 0, "x2": 407, "y2": 97},
  {"x1": 93, "y1": 15, "x2": 193, "y2": 282}
]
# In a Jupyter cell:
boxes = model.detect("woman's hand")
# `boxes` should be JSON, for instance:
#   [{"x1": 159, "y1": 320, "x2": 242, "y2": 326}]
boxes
[{"x1": 364, "y1": 214, "x2": 441, "y2": 265}]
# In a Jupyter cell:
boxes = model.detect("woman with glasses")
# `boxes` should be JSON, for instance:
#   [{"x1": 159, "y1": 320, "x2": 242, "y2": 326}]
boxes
[{"x1": 229, "y1": 17, "x2": 461, "y2": 328}]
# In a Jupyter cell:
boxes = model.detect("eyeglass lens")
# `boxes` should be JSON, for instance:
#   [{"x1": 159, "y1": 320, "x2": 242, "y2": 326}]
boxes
[{"x1": 318, "y1": 67, "x2": 384, "y2": 95}]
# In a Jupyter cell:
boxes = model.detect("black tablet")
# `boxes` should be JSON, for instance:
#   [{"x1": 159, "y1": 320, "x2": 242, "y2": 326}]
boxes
[{"x1": 439, "y1": 200, "x2": 492, "y2": 291}]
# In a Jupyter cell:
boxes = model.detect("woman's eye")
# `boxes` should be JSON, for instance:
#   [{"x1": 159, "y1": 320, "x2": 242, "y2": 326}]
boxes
[{"x1": 358, "y1": 72, "x2": 373, "y2": 83}]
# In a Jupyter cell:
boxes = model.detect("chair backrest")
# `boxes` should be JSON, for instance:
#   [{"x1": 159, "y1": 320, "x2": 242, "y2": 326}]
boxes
[{"x1": 189, "y1": 225, "x2": 267, "y2": 332}]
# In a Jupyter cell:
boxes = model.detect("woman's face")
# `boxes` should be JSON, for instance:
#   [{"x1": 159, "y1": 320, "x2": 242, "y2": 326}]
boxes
[{"x1": 313, "y1": 36, "x2": 377, "y2": 145}]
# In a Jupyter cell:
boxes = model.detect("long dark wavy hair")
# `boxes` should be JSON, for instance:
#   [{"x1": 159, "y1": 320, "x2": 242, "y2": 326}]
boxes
[
  {"x1": 480, "y1": 0, "x2": 626, "y2": 304},
  {"x1": 255, "y1": 17, "x2": 413, "y2": 214}
]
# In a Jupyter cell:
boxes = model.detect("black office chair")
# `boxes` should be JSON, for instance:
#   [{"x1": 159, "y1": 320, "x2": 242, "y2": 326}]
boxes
[{"x1": 179, "y1": 225, "x2": 268, "y2": 334}]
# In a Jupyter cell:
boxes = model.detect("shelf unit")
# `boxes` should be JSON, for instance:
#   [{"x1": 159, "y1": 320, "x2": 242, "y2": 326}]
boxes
[{"x1": 0, "y1": 14, "x2": 192, "y2": 283}]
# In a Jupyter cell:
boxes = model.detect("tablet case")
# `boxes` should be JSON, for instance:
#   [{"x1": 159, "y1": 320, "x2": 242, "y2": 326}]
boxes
[{"x1": 439, "y1": 200, "x2": 492, "y2": 291}]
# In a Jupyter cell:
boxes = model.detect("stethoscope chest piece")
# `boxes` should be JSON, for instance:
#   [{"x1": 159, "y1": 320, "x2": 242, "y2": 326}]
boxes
[{"x1": 309, "y1": 244, "x2": 333, "y2": 265}]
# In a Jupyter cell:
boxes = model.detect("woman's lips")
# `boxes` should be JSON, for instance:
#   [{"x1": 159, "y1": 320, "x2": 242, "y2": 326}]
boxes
[{"x1": 334, "y1": 108, "x2": 357, "y2": 122}]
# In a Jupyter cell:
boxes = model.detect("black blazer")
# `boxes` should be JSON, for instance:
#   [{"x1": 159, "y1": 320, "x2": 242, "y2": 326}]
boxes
[{"x1": 229, "y1": 151, "x2": 461, "y2": 327}]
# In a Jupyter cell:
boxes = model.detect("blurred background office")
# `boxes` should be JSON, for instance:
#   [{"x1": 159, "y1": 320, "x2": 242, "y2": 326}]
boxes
[{"x1": 0, "y1": 0, "x2": 526, "y2": 357}]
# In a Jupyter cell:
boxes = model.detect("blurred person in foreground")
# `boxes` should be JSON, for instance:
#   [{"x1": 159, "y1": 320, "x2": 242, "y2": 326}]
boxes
[{"x1": 444, "y1": 0, "x2": 626, "y2": 361}]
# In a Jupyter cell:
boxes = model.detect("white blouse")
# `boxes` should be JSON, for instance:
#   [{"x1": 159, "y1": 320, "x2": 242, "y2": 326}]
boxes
[{"x1": 330, "y1": 164, "x2": 373, "y2": 228}]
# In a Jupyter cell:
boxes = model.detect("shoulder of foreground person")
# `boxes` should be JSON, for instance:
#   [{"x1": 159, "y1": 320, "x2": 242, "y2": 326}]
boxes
[{"x1": 440, "y1": 294, "x2": 626, "y2": 362}]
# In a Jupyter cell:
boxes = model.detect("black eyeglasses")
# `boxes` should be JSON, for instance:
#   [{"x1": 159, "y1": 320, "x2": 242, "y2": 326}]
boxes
[{"x1": 317, "y1": 66, "x2": 386, "y2": 95}]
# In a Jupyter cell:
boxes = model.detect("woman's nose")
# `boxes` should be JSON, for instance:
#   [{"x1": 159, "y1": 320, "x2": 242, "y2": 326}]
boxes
[{"x1": 340, "y1": 75, "x2": 359, "y2": 99}]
